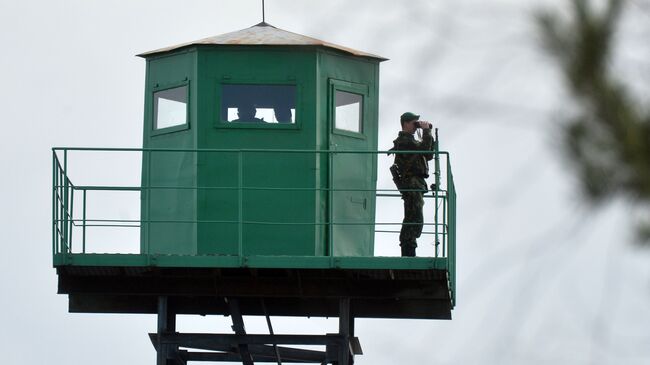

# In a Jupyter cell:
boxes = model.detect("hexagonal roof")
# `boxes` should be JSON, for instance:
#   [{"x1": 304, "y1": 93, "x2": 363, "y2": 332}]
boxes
[{"x1": 137, "y1": 22, "x2": 387, "y2": 61}]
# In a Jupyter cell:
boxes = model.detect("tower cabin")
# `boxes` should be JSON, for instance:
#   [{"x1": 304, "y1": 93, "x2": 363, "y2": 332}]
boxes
[
  {"x1": 53, "y1": 23, "x2": 457, "y2": 365},
  {"x1": 139, "y1": 22, "x2": 383, "y2": 258}
]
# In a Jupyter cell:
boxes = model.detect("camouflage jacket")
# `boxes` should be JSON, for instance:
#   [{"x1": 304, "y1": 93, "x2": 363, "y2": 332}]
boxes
[{"x1": 392, "y1": 129, "x2": 434, "y2": 178}]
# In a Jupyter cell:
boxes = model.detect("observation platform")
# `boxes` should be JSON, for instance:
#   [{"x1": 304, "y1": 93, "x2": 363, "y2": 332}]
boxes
[{"x1": 53, "y1": 147, "x2": 456, "y2": 320}]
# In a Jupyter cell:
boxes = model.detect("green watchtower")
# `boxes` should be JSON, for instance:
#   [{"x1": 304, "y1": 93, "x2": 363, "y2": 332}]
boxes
[
  {"x1": 53, "y1": 23, "x2": 457, "y2": 365},
  {"x1": 139, "y1": 22, "x2": 385, "y2": 258}
]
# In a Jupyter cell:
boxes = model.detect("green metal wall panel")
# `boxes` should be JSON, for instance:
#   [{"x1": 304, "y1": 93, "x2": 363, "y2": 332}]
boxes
[
  {"x1": 317, "y1": 51, "x2": 380, "y2": 256},
  {"x1": 141, "y1": 51, "x2": 198, "y2": 255},
  {"x1": 195, "y1": 48, "x2": 321, "y2": 256}
]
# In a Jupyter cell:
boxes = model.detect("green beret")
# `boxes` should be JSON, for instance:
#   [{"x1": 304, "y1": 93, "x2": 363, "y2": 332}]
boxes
[{"x1": 400, "y1": 112, "x2": 420, "y2": 122}]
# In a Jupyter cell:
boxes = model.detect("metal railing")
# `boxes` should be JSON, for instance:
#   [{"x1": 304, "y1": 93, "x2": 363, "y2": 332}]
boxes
[{"x1": 52, "y1": 147, "x2": 455, "y2": 289}]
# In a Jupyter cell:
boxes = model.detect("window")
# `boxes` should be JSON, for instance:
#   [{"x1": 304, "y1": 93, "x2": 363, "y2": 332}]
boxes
[
  {"x1": 221, "y1": 84, "x2": 296, "y2": 124},
  {"x1": 334, "y1": 90, "x2": 362, "y2": 133},
  {"x1": 153, "y1": 86, "x2": 188, "y2": 130}
]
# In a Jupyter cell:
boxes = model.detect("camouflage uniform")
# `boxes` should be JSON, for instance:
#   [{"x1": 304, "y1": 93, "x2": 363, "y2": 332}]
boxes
[{"x1": 392, "y1": 129, "x2": 434, "y2": 254}]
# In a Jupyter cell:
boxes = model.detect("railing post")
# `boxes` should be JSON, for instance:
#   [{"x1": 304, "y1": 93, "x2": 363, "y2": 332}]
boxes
[
  {"x1": 441, "y1": 152, "x2": 447, "y2": 258},
  {"x1": 447, "y1": 157, "x2": 456, "y2": 307},
  {"x1": 443, "y1": 187, "x2": 447, "y2": 258},
  {"x1": 63, "y1": 149, "x2": 69, "y2": 253},
  {"x1": 69, "y1": 186, "x2": 74, "y2": 253},
  {"x1": 82, "y1": 189, "x2": 87, "y2": 253},
  {"x1": 328, "y1": 150, "x2": 334, "y2": 258},
  {"x1": 144, "y1": 149, "x2": 151, "y2": 254},
  {"x1": 56, "y1": 166, "x2": 64, "y2": 253},
  {"x1": 449, "y1": 186, "x2": 455, "y2": 305},
  {"x1": 59, "y1": 168, "x2": 64, "y2": 254},
  {"x1": 238, "y1": 150, "x2": 244, "y2": 262},
  {"x1": 52, "y1": 150, "x2": 57, "y2": 256},
  {"x1": 434, "y1": 133, "x2": 440, "y2": 258}
]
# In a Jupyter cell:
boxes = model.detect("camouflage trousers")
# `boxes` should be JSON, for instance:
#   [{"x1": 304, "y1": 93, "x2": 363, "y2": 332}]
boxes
[{"x1": 399, "y1": 177, "x2": 426, "y2": 248}]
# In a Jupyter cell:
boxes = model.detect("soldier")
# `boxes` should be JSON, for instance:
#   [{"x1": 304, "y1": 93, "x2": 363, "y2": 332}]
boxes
[
  {"x1": 231, "y1": 102, "x2": 266, "y2": 123},
  {"x1": 274, "y1": 106, "x2": 293, "y2": 124},
  {"x1": 391, "y1": 112, "x2": 434, "y2": 257}
]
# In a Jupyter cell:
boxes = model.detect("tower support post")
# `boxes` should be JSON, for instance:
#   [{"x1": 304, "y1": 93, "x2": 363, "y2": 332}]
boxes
[
  {"x1": 336, "y1": 297, "x2": 354, "y2": 365},
  {"x1": 157, "y1": 296, "x2": 182, "y2": 365},
  {"x1": 150, "y1": 296, "x2": 361, "y2": 364}
]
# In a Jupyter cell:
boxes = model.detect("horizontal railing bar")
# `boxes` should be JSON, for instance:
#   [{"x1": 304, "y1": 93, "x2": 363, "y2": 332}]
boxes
[
  {"x1": 74, "y1": 222, "x2": 448, "y2": 232},
  {"x1": 377, "y1": 193, "x2": 448, "y2": 197},
  {"x1": 375, "y1": 230, "x2": 438, "y2": 235},
  {"x1": 71, "y1": 221, "x2": 449, "y2": 232},
  {"x1": 238, "y1": 221, "x2": 446, "y2": 226},
  {"x1": 377, "y1": 193, "x2": 400, "y2": 197},
  {"x1": 72, "y1": 186, "x2": 142, "y2": 191},
  {"x1": 52, "y1": 147, "x2": 450, "y2": 156},
  {"x1": 68, "y1": 219, "x2": 143, "y2": 223},
  {"x1": 61, "y1": 185, "x2": 449, "y2": 197},
  {"x1": 62, "y1": 218, "x2": 448, "y2": 228},
  {"x1": 70, "y1": 221, "x2": 138, "y2": 228},
  {"x1": 81, "y1": 224, "x2": 141, "y2": 228}
]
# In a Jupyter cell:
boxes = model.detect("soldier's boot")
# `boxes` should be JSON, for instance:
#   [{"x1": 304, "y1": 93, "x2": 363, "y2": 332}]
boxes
[
  {"x1": 402, "y1": 246, "x2": 416, "y2": 257},
  {"x1": 400, "y1": 243, "x2": 417, "y2": 257}
]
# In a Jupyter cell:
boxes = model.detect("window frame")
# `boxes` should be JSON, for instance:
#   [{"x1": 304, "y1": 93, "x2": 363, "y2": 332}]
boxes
[
  {"x1": 215, "y1": 80, "x2": 302, "y2": 130},
  {"x1": 329, "y1": 79, "x2": 367, "y2": 139},
  {"x1": 151, "y1": 81, "x2": 190, "y2": 136}
]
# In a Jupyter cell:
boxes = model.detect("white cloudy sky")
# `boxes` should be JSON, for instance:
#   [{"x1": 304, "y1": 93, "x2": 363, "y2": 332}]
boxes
[{"x1": 1, "y1": 0, "x2": 649, "y2": 364}]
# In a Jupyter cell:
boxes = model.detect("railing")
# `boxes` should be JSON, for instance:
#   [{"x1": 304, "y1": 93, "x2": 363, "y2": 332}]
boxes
[{"x1": 52, "y1": 147, "x2": 455, "y2": 297}]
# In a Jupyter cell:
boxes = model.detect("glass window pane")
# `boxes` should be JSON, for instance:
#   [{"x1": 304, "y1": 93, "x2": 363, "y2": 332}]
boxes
[
  {"x1": 221, "y1": 84, "x2": 296, "y2": 124},
  {"x1": 335, "y1": 90, "x2": 362, "y2": 133},
  {"x1": 154, "y1": 86, "x2": 188, "y2": 130}
]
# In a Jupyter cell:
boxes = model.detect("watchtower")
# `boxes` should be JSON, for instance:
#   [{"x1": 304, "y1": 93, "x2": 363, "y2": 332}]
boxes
[
  {"x1": 139, "y1": 22, "x2": 382, "y2": 257},
  {"x1": 53, "y1": 23, "x2": 457, "y2": 365}
]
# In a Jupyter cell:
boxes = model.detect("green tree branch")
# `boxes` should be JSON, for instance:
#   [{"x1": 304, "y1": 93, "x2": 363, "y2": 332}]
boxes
[{"x1": 536, "y1": 0, "x2": 650, "y2": 244}]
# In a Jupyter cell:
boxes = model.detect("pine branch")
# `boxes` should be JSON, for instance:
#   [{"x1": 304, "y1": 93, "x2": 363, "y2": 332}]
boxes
[{"x1": 536, "y1": 0, "x2": 650, "y2": 245}]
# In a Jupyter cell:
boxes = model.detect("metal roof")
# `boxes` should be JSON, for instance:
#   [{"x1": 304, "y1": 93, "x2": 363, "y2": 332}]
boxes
[{"x1": 137, "y1": 22, "x2": 387, "y2": 60}]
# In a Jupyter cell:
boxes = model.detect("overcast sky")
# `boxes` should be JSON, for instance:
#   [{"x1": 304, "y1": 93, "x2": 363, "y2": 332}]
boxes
[{"x1": 1, "y1": 0, "x2": 649, "y2": 364}]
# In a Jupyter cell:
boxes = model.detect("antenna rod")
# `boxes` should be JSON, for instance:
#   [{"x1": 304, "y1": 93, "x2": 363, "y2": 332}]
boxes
[{"x1": 262, "y1": 0, "x2": 265, "y2": 22}]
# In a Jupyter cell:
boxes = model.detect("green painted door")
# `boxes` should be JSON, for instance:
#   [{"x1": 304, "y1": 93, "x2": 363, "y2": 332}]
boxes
[
  {"x1": 197, "y1": 75, "x2": 319, "y2": 257},
  {"x1": 328, "y1": 79, "x2": 374, "y2": 256}
]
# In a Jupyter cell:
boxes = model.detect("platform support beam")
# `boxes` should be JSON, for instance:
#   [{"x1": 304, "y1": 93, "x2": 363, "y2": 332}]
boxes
[
  {"x1": 157, "y1": 296, "x2": 183, "y2": 365},
  {"x1": 227, "y1": 298, "x2": 254, "y2": 365},
  {"x1": 150, "y1": 297, "x2": 360, "y2": 364},
  {"x1": 334, "y1": 297, "x2": 355, "y2": 365},
  {"x1": 339, "y1": 297, "x2": 351, "y2": 365}
]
